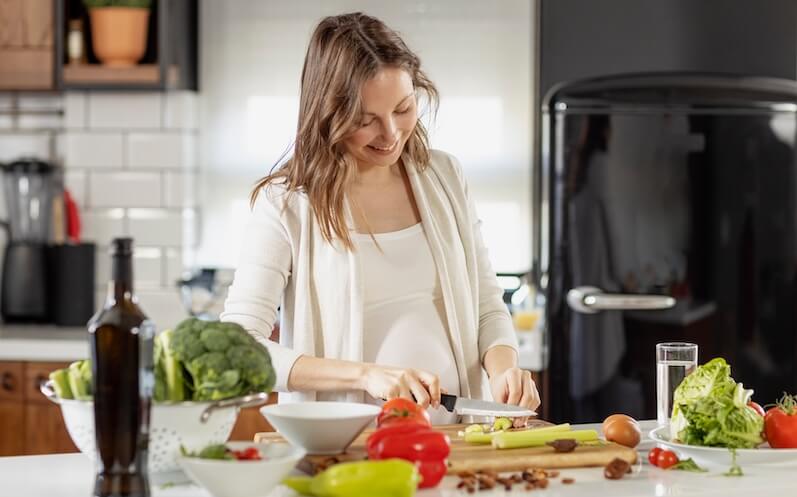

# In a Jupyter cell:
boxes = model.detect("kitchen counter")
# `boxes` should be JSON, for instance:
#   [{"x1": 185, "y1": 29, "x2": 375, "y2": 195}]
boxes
[
  {"x1": 2, "y1": 421, "x2": 794, "y2": 497},
  {"x1": 0, "y1": 325, "x2": 88, "y2": 361}
]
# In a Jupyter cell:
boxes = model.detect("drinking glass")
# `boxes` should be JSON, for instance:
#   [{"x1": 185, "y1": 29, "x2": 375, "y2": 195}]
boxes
[{"x1": 656, "y1": 342, "x2": 698, "y2": 426}]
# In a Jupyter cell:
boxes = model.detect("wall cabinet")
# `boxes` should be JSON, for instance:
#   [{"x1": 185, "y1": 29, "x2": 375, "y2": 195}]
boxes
[
  {"x1": 0, "y1": 0, "x2": 197, "y2": 92},
  {"x1": 0, "y1": 0, "x2": 56, "y2": 90}
]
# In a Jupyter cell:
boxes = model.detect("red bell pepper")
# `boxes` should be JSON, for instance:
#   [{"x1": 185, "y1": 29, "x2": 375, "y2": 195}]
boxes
[
  {"x1": 367, "y1": 427, "x2": 451, "y2": 489},
  {"x1": 365, "y1": 422, "x2": 429, "y2": 457}
]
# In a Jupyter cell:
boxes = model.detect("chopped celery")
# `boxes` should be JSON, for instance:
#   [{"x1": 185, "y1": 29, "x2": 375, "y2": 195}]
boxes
[
  {"x1": 492, "y1": 429, "x2": 599, "y2": 450},
  {"x1": 463, "y1": 423, "x2": 572, "y2": 444}
]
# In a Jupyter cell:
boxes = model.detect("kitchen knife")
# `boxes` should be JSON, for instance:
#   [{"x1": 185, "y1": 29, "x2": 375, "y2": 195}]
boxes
[{"x1": 440, "y1": 393, "x2": 536, "y2": 418}]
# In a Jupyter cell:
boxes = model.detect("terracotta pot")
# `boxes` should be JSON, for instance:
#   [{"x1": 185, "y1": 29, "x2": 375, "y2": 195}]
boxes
[{"x1": 88, "y1": 7, "x2": 150, "y2": 67}]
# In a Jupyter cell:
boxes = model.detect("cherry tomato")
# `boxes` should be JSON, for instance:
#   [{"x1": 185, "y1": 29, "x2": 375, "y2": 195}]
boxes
[
  {"x1": 377, "y1": 398, "x2": 432, "y2": 428},
  {"x1": 648, "y1": 447, "x2": 663, "y2": 466},
  {"x1": 656, "y1": 450, "x2": 679, "y2": 469},
  {"x1": 748, "y1": 401, "x2": 765, "y2": 417}
]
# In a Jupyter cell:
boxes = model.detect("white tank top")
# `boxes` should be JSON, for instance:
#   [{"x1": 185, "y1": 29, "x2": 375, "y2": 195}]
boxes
[{"x1": 354, "y1": 223, "x2": 460, "y2": 424}]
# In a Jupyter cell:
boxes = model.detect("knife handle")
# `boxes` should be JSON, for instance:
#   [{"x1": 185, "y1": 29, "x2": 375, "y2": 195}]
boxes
[{"x1": 440, "y1": 393, "x2": 457, "y2": 412}]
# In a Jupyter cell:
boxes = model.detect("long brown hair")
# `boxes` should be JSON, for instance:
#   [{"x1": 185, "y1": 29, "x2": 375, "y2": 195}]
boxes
[{"x1": 250, "y1": 12, "x2": 439, "y2": 249}]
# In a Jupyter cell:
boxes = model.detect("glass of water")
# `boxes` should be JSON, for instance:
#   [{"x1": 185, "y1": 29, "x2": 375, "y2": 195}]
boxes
[{"x1": 656, "y1": 342, "x2": 698, "y2": 426}]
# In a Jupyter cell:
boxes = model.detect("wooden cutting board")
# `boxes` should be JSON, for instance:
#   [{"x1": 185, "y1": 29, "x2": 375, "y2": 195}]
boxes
[{"x1": 255, "y1": 422, "x2": 638, "y2": 474}]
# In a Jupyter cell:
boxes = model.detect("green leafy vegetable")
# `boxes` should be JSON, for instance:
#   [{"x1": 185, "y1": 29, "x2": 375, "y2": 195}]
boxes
[
  {"x1": 669, "y1": 358, "x2": 764, "y2": 449},
  {"x1": 180, "y1": 444, "x2": 233, "y2": 460},
  {"x1": 669, "y1": 458, "x2": 707, "y2": 472},
  {"x1": 724, "y1": 448, "x2": 743, "y2": 477}
]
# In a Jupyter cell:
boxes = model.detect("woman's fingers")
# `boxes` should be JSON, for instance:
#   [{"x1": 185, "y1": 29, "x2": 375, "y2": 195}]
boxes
[
  {"x1": 416, "y1": 370, "x2": 441, "y2": 408},
  {"x1": 506, "y1": 369, "x2": 523, "y2": 405},
  {"x1": 397, "y1": 376, "x2": 413, "y2": 401}
]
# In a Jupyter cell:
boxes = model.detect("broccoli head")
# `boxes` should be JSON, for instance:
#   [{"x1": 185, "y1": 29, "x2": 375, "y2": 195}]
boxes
[{"x1": 48, "y1": 318, "x2": 276, "y2": 403}]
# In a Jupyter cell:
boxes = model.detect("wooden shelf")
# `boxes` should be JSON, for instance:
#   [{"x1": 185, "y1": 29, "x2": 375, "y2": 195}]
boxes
[{"x1": 62, "y1": 64, "x2": 160, "y2": 86}]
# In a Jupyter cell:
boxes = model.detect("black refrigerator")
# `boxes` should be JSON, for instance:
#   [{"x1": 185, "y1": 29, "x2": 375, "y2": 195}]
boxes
[{"x1": 536, "y1": 73, "x2": 797, "y2": 423}]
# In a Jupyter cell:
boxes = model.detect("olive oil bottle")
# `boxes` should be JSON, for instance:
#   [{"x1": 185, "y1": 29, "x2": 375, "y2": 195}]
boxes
[{"x1": 88, "y1": 238, "x2": 154, "y2": 497}]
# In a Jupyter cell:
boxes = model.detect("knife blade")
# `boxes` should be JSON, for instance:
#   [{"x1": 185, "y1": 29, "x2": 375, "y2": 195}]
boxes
[{"x1": 439, "y1": 393, "x2": 536, "y2": 418}]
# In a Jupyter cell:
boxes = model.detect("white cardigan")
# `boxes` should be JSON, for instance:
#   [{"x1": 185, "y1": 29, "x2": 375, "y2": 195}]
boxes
[{"x1": 221, "y1": 149, "x2": 518, "y2": 404}]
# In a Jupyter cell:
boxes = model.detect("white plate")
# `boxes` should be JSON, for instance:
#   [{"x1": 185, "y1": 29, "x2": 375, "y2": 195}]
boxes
[{"x1": 649, "y1": 425, "x2": 797, "y2": 467}]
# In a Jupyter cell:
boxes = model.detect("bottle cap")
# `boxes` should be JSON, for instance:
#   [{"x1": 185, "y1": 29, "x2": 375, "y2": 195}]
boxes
[{"x1": 110, "y1": 237, "x2": 134, "y2": 256}]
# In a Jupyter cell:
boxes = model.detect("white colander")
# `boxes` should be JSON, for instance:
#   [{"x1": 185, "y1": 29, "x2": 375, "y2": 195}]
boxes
[{"x1": 41, "y1": 381, "x2": 269, "y2": 475}]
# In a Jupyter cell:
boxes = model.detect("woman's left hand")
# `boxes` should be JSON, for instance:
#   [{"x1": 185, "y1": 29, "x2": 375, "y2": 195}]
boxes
[{"x1": 488, "y1": 367, "x2": 541, "y2": 428}]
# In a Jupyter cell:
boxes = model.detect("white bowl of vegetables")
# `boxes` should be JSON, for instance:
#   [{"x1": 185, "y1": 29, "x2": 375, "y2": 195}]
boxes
[
  {"x1": 42, "y1": 318, "x2": 277, "y2": 478},
  {"x1": 178, "y1": 442, "x2": 305, "y2": 497}
]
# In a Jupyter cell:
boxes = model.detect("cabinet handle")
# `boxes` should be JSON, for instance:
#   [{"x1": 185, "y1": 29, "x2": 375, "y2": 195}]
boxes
[{"x1": 1, "y1": 371, "x2": 15, "y2": 392}]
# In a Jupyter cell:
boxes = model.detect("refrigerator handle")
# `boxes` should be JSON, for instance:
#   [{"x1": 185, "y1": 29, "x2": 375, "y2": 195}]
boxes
[{"x1": 567, "y1": 286, "x2": 676, "y2": 314}]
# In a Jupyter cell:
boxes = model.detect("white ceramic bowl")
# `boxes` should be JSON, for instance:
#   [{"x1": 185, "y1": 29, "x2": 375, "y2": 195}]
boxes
[
  {"x1": 260, "y1": 401, "x2": 381, "y2": 454},
  {"x1": 178, "y1": 442, "x2": 305, "y2": 497}
]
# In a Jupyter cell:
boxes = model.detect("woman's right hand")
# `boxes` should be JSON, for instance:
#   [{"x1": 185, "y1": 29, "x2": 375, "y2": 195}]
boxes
[{"x1": 361, "y1": 364, "x2": 441, "y2": 408}]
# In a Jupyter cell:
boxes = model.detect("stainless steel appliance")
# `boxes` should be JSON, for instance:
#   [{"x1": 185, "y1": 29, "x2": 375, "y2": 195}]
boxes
[
  {"x1": 536, "y1": 74, "x2": 797, "y2": 423},
  {"x1": 1, "y1": 158, "x2": 55, "y2": 322}
]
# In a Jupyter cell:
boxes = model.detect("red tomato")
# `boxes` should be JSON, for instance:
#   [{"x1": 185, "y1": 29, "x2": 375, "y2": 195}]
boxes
[
  {"x1": 656, "y1": 450, "x2": 679, "y2": 469},
  {"x1": 748, "y1": 401, "x2": 765, "y2": 417},
  {"x1": 648, "y1": 447, "x2": 663, "y2": 466},
  {"x1": 764, "y1": 394, "x2": 797, "y2": 449},
  {"x1": 231, "y1": 447, "x2": 262, "y2": 460},
  {"x1": 377, "y1": 398, "x2": 431, "y2": 428}
]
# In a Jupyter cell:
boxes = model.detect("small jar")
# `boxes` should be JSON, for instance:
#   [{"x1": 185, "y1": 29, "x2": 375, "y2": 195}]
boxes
[{"x1": 67, "y1": 19, "x2": 85, "y2": 65}]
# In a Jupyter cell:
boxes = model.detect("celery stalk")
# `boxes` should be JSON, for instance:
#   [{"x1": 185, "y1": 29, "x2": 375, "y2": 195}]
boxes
[
  {"x1": 492, "y1": 429, "x2": 599, "y2": 449},
  {"x1": 463, "y1": 423, "x2": 572, "y2": 444}
]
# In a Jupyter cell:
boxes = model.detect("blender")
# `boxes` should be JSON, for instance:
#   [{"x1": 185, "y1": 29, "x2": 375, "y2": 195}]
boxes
[{"x1": 1, "y1": 158, "x2": 55, "y2": 322}]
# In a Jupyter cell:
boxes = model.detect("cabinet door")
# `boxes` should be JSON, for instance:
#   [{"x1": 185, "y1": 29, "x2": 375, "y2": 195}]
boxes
[
  {"x1": 0, "y1": 361, "x2": 24, "y2": 402},
  {"x1": 0, "y1": 0, "x2": 54, "y2": 89},
  {"x1": 0, "y1": 401, "x2": 25, "y2": 455},
  {"x1": 24, "y1": 401, "x2": 78, "y2": 455},
  {"x1": 24, "y1": 361, "x2": 77, "y2": 455}
]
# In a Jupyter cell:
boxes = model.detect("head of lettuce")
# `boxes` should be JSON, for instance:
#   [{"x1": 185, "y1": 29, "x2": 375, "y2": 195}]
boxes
[{"x1": 669, "y1": 358, "x2": 764, "y2": 449}]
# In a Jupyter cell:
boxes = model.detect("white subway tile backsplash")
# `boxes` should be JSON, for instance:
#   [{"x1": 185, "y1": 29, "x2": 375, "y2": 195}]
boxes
[
  {"x1": 17, "y1": 95, "x2": 62, "y2": 111},
  {"x1": 18, "y1": 113, "x2": 62, "y2": 129},
  {"x1": 0, "y1": 115, "x2": 13, "y2": 128},
  {"x1": 89, "y1": 171, "x2": 162, "y2": 208},
  {"x1": 164, "y1": 92, "x2": 198, "y2": 130},
  {"x1": 163, "y1": 172, "x2": 196, "y2": 207},
  {"x1": 165, "y1": 247, "x2": 184, "y2": 286},
  {"x1": 127, "y1": 132, "x2": 195, "y2": 169},
  {"x1": 64, "y1": 170, "x2": 87, "y2": 206},
  {"x1": 64, "y1": 92, "x2": 87, "y2": 129},
  {"x1": 128, "y1": 208, "x2": 184, "y2": 246},
  {"x1": 134, "y1": 247, "x2": 164, "y2": 289},
  {"x1": 0, "y1": 133, "x2": 51, "y2": 161},
  {"x1": 81, "y1": 208, "x2": 125, "y2": 246},
  {"x1": 93, "y1": 245, "x2": 162, "y2": 288},
  {"x1": 88, "y1": 93, "x2": 162, "y2": 129},
  {"x1": 62, "y1": 132, "x2": 123, "y2": 168},
  {"x1": 135, "y1": 289, "x2": 189, "y2": 328}
]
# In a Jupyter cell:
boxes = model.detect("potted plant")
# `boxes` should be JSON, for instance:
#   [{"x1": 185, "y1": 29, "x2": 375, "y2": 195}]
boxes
[{"x1": 83, "y1": 0, "x2": 152, "y2": 67}]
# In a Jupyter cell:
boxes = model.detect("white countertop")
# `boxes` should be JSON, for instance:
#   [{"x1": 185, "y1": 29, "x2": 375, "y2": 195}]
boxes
[
  {"x1": 0, "y1": 324, "x2": 88, "y2": 362},
  {"x1": 2, "y1": 421, "x2": 794, "y2": 497}
]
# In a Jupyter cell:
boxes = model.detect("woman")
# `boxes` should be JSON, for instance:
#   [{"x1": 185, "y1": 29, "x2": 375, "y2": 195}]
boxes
[{"x1": 221, "y1": 12, "x2": 540, "y2": 424}]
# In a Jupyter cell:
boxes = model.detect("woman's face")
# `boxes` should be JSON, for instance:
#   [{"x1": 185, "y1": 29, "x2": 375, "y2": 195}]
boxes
[{"x1": 343, "y1": 67, "x2": 418, "y2": 169}]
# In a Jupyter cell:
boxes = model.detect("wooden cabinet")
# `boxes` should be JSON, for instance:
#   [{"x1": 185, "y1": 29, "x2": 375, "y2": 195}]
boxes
[
  {"x1": 0, "y1": 0, "x2": 197, "y2": 91},
  {"x1": 56, "y1": 0, "x2": 198, "y2": 90},
  {"x1": 0, "y1": 0, "x2": 55, "y2": 90},
  {"x1": 0, "y1": 360, "x2": 77, "y2": 456}
]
